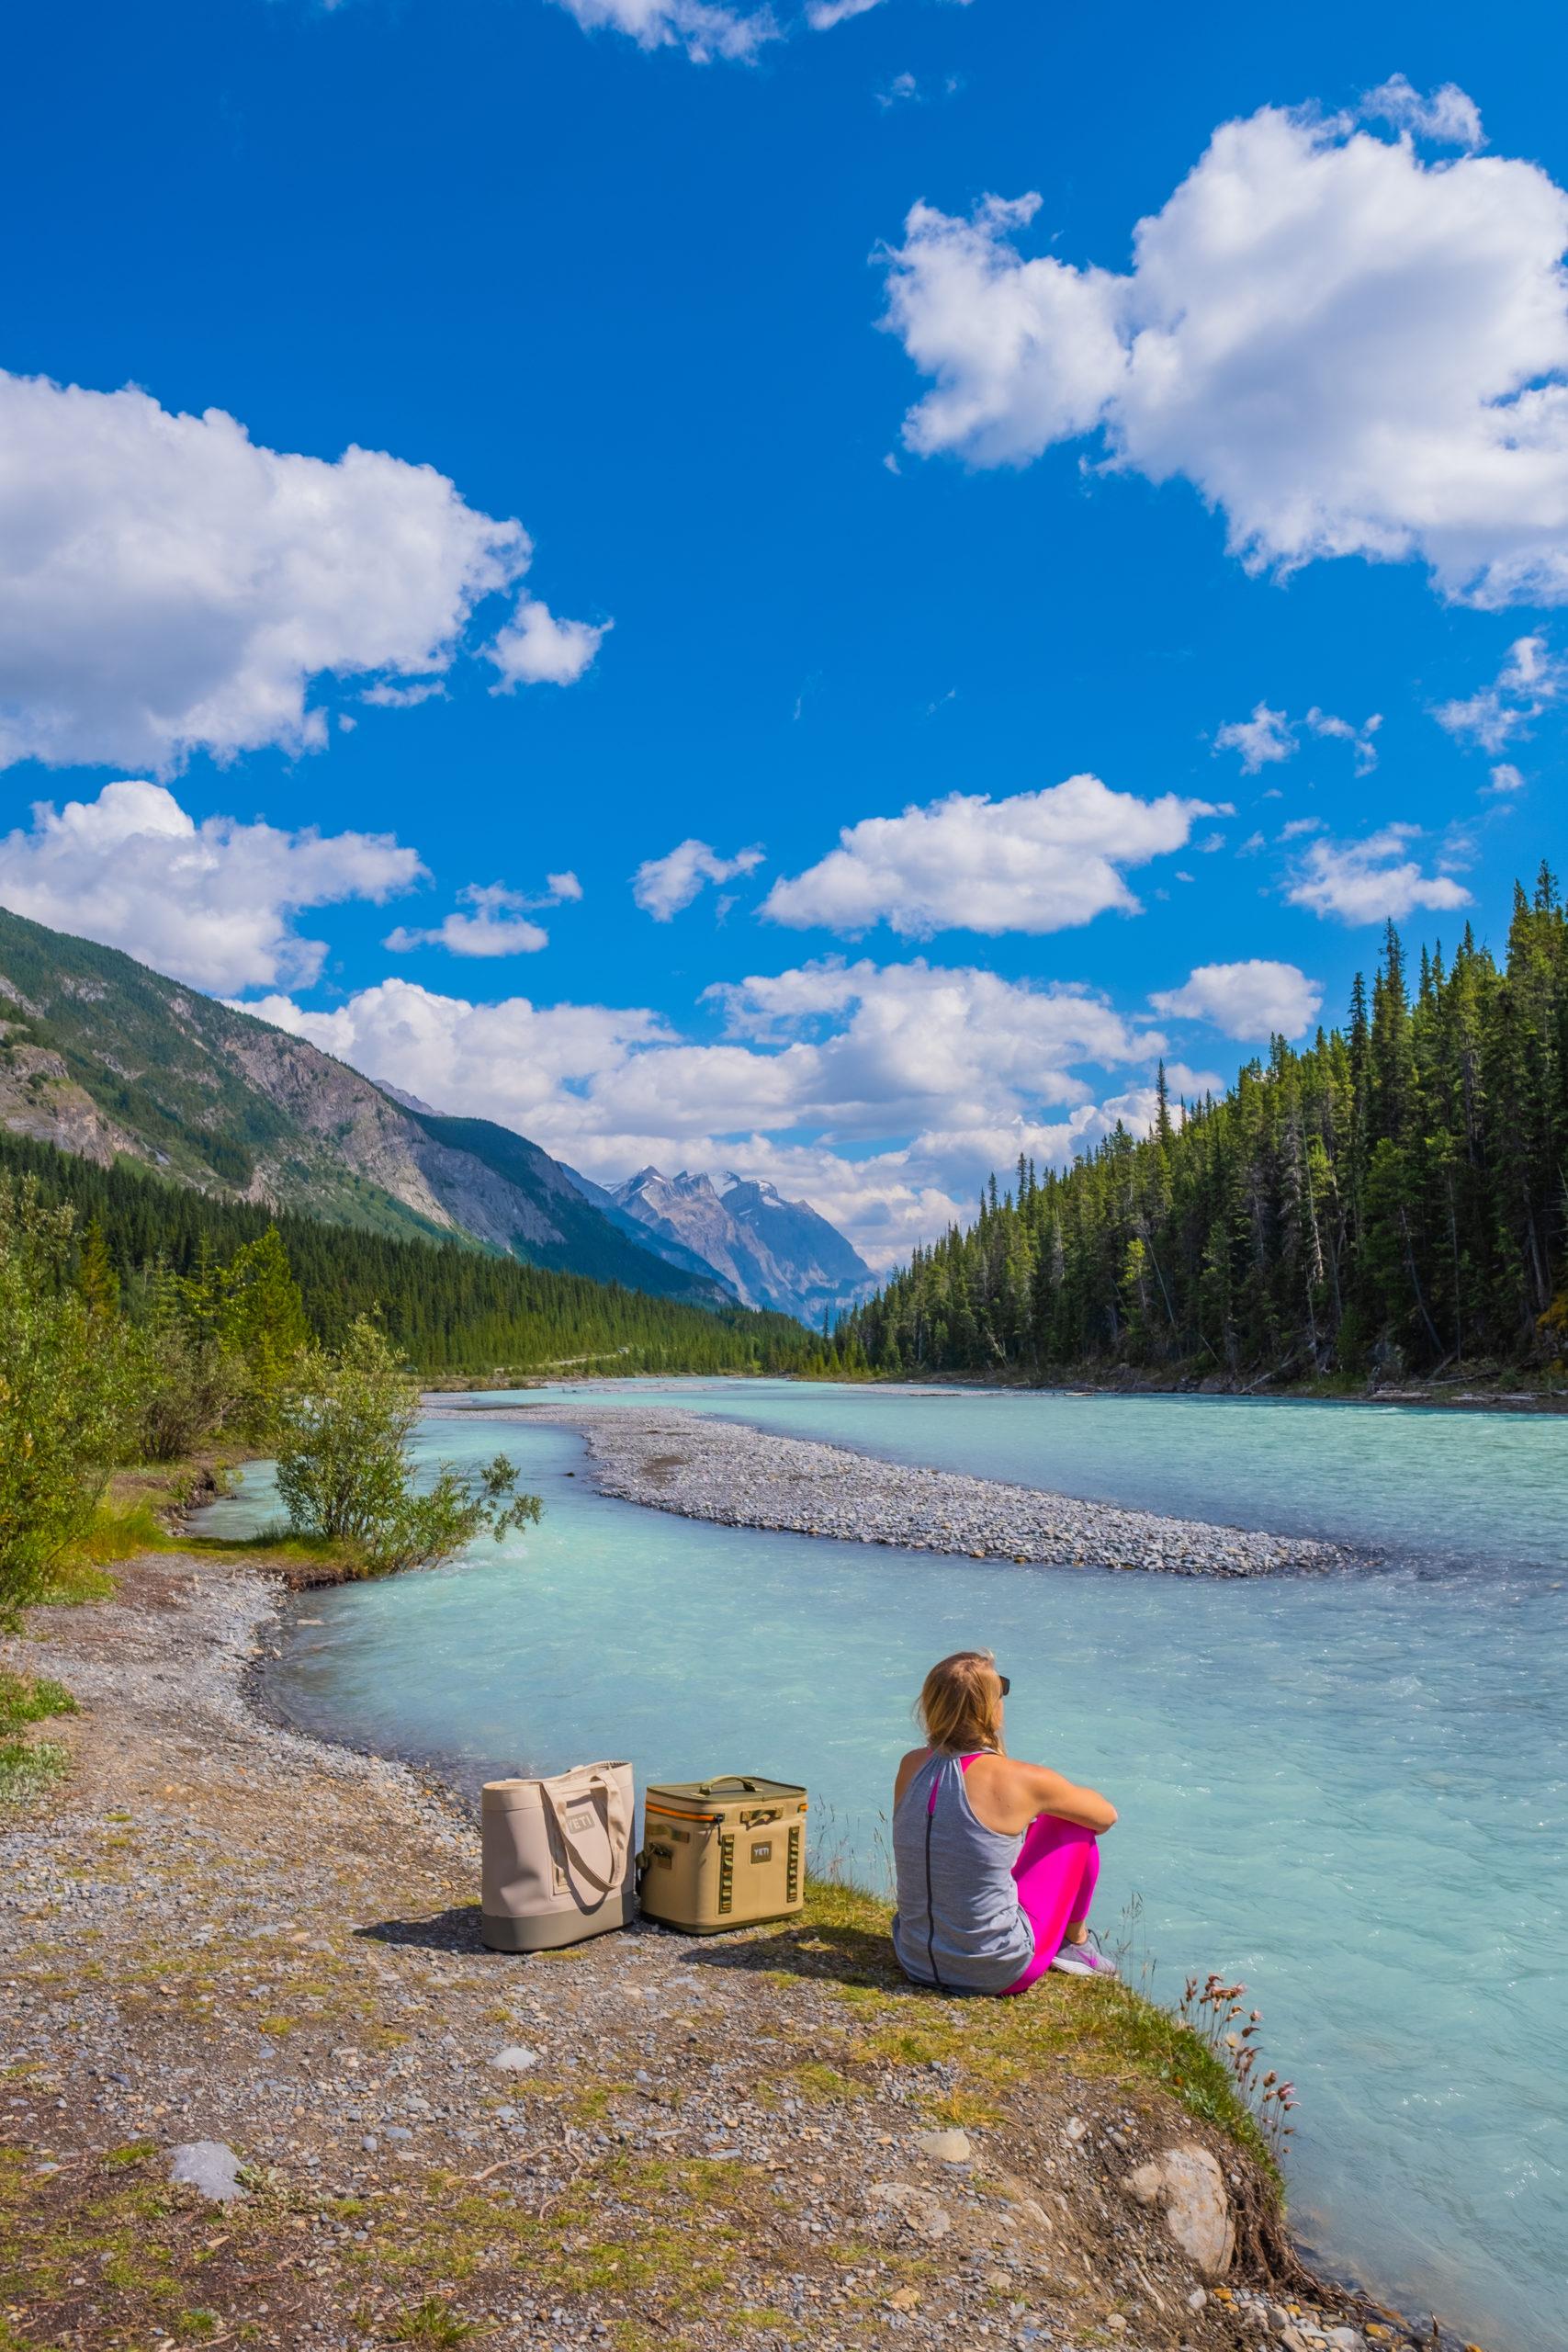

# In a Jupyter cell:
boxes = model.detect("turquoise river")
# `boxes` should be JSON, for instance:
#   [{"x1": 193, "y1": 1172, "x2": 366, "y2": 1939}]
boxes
[{"x1": 208, "y1": 1384, "x2": 1566, "y2": 2352}]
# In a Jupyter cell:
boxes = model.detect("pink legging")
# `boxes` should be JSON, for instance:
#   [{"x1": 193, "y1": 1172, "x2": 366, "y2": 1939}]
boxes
[
  {"x1": 955, "y1": 1755, "x2": 1100, "y2": 1998},
  {"x1": 1002, "y1": 1813, "x2": 1100, "y2": 1994}
]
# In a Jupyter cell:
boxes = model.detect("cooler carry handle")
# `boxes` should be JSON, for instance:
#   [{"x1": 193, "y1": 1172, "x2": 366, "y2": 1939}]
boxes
[
  {"x1": 542, "y1": 1770, "x2": 628, "y2": 1895},
  {"x1": 699, "y1": 1777, "x2": 759, "y2": 1794}
]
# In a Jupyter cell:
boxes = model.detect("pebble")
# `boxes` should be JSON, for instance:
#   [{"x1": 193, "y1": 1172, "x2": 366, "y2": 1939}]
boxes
[
  {"x1": 916, "y1": 2129, "x2": 972, "y2": 2164},
  {"x1": 489, "y1": 2045, "x2": 539, "y2": 2071},
  {"x1": 472, "y1": 1405, "x2": 1353, "y2": 1578}
]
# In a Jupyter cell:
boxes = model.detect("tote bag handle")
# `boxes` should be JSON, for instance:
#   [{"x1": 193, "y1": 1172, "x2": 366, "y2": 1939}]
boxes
[{"x1": 541, "y1": 1769, "x2": 629, "y2": 1895}]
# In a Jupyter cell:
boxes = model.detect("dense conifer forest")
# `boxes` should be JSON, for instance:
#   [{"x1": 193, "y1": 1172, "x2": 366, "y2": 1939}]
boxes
[
  {"x1": 823, "y1": 871, "x2": 1568, "y2": 1385},
  {"x1": 0, "y1": 1128, "x2": 819, "y2": 1378}
]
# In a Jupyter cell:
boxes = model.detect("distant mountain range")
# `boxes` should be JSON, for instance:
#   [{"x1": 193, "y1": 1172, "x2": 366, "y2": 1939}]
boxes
[
  {"x1": 0, "y1": 905, "x2": 872, "y2": 1324},
  {"x1": 566, "y1": 1165, "x2": 874, "y2": 1326}
]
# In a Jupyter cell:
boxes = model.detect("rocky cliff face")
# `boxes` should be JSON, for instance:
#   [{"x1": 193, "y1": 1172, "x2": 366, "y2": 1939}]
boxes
[
  {"x1": 598, "y1": 1165, "x2": 874, "y2": 1324},
  {"x1": 0, "y1": 907, "x2": 731, "y2": 1306}
]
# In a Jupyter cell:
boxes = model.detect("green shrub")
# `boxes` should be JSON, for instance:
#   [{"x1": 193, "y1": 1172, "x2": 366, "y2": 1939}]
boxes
[
  {"x1": 275, "y1": 1318, "x2": 542, "y2": 1571},
  {"x1": 0, "y1": 1178, "x2": 139, "y2": 1625}
]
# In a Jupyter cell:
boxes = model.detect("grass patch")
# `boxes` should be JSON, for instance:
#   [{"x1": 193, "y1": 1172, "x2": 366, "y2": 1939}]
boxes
[
  {"x1": 0, "y1": 1672, "x2": 78, "y2": 1735},
  {"x1": 389, "y1": 2294, "x2": 476, "y2": 2344},
  {"x1": 781, "y1": 1878, "x2": 1280, "y2": 2185},
  {"x1": 0, "y1": 1741, "x2": 71, "y2": 1799},
  {"x1": 0, "y1": 1672, "x2": 80, "y2": 1802}
]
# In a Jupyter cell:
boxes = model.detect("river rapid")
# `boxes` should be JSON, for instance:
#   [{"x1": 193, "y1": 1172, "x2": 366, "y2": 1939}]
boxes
[{"x1": 210, "y1": 1383, "x2": 1567, "y2": 2352}]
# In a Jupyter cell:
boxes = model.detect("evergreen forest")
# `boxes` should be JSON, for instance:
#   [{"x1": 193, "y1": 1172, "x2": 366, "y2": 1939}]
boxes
[
  {"x1": 821, "y1": 871, "x2": 1568, "y2": 1385},
  {"x1": 0, "y1": 1126, "x2": 818, "y2": 1378}
]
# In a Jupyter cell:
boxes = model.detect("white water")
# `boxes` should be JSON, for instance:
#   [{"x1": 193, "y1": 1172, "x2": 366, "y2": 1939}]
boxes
[{"x1": 210, "y1": 1384, "x2": 1567, "y2": 2350}]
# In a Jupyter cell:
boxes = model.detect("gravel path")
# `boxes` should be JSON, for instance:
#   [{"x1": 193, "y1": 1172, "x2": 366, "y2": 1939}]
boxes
[{"x1": 435, "y1": 1405, "x2": 1354, "y2": 1577}]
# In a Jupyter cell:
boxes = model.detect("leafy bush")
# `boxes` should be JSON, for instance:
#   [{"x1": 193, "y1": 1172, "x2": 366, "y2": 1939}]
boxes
[
  {"x1": 0, "y1": 1178, "x2": 139, "y2": 1624},
  {"x1": 275, "y1": 1318, "x2": 542, "y2": 1571}
]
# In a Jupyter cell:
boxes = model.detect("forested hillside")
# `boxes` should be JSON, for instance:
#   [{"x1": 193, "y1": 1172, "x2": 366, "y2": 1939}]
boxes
[
  {"x1": 826, "y1": 870, "x2": 1568, "y2": 1385},
  {"x1": 0, "y1": 1128, "x2": 818, "y2": 1378}
]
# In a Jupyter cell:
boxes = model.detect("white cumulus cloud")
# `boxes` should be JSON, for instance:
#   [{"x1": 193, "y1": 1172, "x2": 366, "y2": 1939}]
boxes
[
  {"x1": 1433, "y1": 634, "x2": 1567, "y2": 752},
  {"x1": 547, "y1": 0, "x2": 777, "y2": 62},
  {"x1": 1150, "y1": 958, "x2": 1324, "y2": 1040},
  {"x1": 1284, "y1": 826, "x2": 1472, "y2": 924},
  {"x1": 384, "y1": 874, "x2": 583, "y2": 960},
  {"x1": 1485, "y1": 763, "x2": 1527, "y2": 795},
  {"x1": 1214, "y1": 703, "x2": 1294, "y2": 772},
  {"x1": 488, "y1": 598, "x2": 609, "y2": 689},
  {"x1": 760, "y1": 774, "x2": 1220, "y2": 937},
  {"x1": 632, "y1": 839, "x2": 766, "y2": 921},
  {"x1": 0, "y1": 369, "x2": 603, "y2": 776},
  {"x1": 247, "y1": 957, "x2": 1168, "y2": 1269},
  {"x1": 0, "y1": 780, "x2": 422, "y2": 994},
  {"x1": 881, "y1": 94, "x2": 1568, "y2": 606}
]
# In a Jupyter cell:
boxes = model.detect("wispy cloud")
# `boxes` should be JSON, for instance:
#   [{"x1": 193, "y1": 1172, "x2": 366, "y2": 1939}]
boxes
[
  {"x1": 1434, "y1": 635, "x2": 1566, "y2": 753},
  {"x1": 1214, "y1": 701, "x2": 1380, "y2": 773},
  {"x1": 632, "y1": 839, "x2": 766, "y2": 921},
  {"x1": 385, "y1": 873, "x2": 583, "y2": 959}
]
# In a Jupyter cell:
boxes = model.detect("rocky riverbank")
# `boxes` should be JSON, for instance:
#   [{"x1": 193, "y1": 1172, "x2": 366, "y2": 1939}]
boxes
[
  {"x1": 437, "y1": 1404, "x2": 1355, "y2": 1577},
  {"x1": 0, "y1": 1539, "x2": 1454, "y2": 2352}
]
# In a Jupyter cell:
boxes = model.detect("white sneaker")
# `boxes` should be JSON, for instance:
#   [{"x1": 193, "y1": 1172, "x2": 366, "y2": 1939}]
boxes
[{"x1": 1048, "y1": 1936, "x2": 1120, "y2": 1978}]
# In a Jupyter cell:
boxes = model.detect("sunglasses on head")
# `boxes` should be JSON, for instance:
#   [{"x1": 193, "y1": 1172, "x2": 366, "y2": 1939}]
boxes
[{"x1": 997, "y1": 1674, "x2": 1010, "y2": 1696}]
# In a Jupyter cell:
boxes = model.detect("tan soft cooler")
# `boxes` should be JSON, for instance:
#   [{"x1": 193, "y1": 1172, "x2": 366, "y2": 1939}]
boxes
[
  {"x1": 481, "y1": 1761, "x2": 637, "y2": 1953},
  {"x1": 637, "y1": 1775, "x2": 807, "y2": 1934}
]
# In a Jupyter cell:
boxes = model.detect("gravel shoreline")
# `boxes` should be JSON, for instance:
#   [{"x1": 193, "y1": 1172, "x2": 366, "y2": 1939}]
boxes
[{"x1": 431, "y1": 1404, "x2": 1356, "y2": 1577}]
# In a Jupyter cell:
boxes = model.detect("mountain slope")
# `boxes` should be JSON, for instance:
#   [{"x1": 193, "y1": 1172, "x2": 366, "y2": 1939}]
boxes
[
  {"x1": 601, "y1": 1166, "x2": 874, "y2": 1323},
  {"x1": 0, "y1": 906, "x2": 730, "y2": 1306}
]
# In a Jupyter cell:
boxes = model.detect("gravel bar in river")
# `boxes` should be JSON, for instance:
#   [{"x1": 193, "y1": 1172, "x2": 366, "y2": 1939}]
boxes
[{"x1": 433, "y1": 1404, "x2": 1354, "y2": 1577}]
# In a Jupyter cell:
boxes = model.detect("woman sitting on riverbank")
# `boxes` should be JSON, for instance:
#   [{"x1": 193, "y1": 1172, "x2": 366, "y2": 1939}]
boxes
[{"x1": 891, "y1": 1649, "x2": 1120, "y2": 1995}]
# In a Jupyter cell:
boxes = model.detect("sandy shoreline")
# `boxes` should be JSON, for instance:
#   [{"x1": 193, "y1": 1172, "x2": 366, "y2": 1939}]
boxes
[{"x1": 431, "y1": 1402, "x2": 1356, "y2": 1577}]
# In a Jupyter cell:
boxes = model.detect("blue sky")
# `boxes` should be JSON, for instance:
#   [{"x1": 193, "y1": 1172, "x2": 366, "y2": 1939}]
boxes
[{"x1": 1, "y1": 0, "x2": 1566, "y2": 1264}]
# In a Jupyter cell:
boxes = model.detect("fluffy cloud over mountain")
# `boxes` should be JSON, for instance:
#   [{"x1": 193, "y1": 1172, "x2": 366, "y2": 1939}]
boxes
[
  {"x1": 881, "y1": 92, "x2": 1568, "y2": 606},
  {"x1": 761, "y1": 775, "x2": 1221, "y2": 936},
  {"x1": 0, "y1": 781, "x2": 423, "y2": 995},
  {"x1": 0, "y1": 369, "x2": 599, "y2": 775},
  {"x1": 247, "y1": 958, "x2": 1167, "y2": 1264}
]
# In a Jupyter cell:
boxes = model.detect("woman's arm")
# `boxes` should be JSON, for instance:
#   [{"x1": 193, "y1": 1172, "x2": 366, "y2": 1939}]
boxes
[{"x1": 964, "y1": 1754, "x2": 1117, "y2": 1838}]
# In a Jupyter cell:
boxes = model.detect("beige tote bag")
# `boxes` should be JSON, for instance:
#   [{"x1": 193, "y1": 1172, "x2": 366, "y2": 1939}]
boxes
[{"x1": 480, "y1": 1759, "x2": 636, "y2": 1952}]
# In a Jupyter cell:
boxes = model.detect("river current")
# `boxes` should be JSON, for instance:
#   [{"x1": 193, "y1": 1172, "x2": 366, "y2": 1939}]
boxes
[{"x1": 208, "y1": 1384, "x2": 1567, "y2": 2351}]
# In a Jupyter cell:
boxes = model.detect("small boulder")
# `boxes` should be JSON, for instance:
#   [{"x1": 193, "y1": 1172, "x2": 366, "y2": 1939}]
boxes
[
  {"x1": 915, "y1": 2128, "x2": 971, "y2": 2164},
  {"x1": 1122, "y1": 2143, "x2": 1235, "y2": 2277},
  {"x1": 170, "y1": 2142, "x2": 244, "y2": 2202},
  {"x1": 488, "y1": 2045, "x2": 539, "y2": 2072},
  {"x1": 869, "y1": 2181, "x2": 951, "y2": 2240}
]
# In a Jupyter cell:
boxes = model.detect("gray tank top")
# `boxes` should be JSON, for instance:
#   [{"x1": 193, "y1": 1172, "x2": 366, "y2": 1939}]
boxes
[{"x1": 890, "y1": 1750, "x2": 1034, "y2": 1994}]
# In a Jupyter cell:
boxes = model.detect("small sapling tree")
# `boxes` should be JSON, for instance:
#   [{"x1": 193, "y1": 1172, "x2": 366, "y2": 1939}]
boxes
[{"x1": 275, "y1": 1317, "x2": 542, "y2": 1571}]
